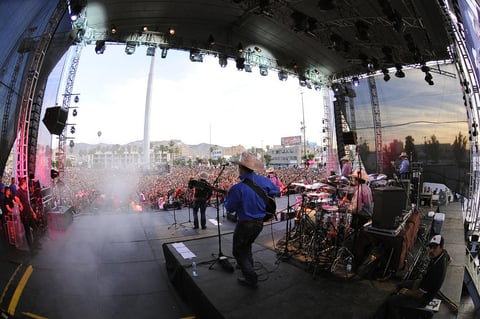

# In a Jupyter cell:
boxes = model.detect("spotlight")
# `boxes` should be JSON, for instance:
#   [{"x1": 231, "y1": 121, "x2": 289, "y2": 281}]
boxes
[
  {"x1": 314, "y1": 83, "x2": 322, "y2": 91},
  {"x1": 95, "y1": 40, "x2": 106, "y2": 54},
  {"x1": 143, "y1": 26, "x2": 148, "y2": 32},
  {"x1": 189, "y1": 49, "x2": 204, "y2": 62},
  {"x1": 74, "y1": 96, "x2": 79, "y2": 103},
  {"x1": 299, "y1": 75, "x2": 307, "y2": 87},
  {"x1": 244, "y1": 64, "x2": 252, "y2": 72},
  {"x1": 208, "y1": 34, "x2": 215, "y2": 46},
  {"x1": 425, "y1": 73, "x2": 434, "y2": 85},
  {"x1": 236, "y1": 57, "x2": 245, "y2": 70},
  {"x1": 259, "y1": 65, "x2": 268, "y2": 76},
  {"x1": 219, "y1": 55, "x2": 228, "y2": 68},
  {"x1": 69, "y1": 140, "x2": 75, "y2": 148},
  {"x1": 237, "y1": 42, "x2": 244, "y2": 53},
  {"x1": 72, "y1": 109, "x2": 78, "y2": 117},
  {"x1": 394, "y1": 64, "x2": 405, "y2": 78},
  {"x1": 381, "y1": 68, "x2": 390, "y2": 82},
  {"x1": 352, "y1": 76, "x2": 359, "y2": 87},
  {"x1": 278, "y1": 70, "x2": 288, "y2": 81},
  {"x1": 70, "y1": 126, "x2": 76, "y2": 134},
  {"x1": 168, "y1": 28, "x2": 175, "y2": 35},
  {"x1": 146, "y1": 46, "x2": 156, "y2": 57},
  {"x1": 111, "y1": 25, "x2": 117, "y2": 34},
  {"x1": 254, "y1": 46, "x2": 262, "y2": 53},
  {"x1": 161, "y1": 47, "x2": 168, "y2": 58},
  {"x1": 125, "y1": 41, "x2": 137, "y2": 55}
]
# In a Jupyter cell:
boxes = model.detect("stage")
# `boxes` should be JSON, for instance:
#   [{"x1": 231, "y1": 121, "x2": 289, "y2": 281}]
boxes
[{"x1": 163, "y1": 233, "x2": 395, "y2": 319}]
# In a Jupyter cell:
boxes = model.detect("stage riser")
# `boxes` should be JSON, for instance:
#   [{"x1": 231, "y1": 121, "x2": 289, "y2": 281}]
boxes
[{"x1": 47, "y1": 206, "x2": 74, "y2": 231}]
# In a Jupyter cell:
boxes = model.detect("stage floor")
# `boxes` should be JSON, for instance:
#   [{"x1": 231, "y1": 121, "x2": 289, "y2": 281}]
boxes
[{"x1": 0, "y1": 197, "x2": 472, "y2": 319}]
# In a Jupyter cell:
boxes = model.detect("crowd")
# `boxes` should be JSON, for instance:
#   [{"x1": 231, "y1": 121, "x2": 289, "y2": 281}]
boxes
[{"x1": 51, "y1": 165, "x2": 327, "y2": 212}]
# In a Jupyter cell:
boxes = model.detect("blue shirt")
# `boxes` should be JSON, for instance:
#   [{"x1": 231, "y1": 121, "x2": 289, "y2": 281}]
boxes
[
  {"x1": 399, "y1": 158, "x2": 409, "y2": 174},
  {"x1": 224, "y1": 172, "x2": 280, "y2": 222}
]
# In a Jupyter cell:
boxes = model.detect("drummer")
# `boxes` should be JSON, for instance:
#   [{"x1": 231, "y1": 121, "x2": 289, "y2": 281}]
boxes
[
  {"x1": 340, "y1": 155, "x2": 353, "y2": 178},
  {"x1": 348, "y1": 168, "x2": 373, "y2": 228}
]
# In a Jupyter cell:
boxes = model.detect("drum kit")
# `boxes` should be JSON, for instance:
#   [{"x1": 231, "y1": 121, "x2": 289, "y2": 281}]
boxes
[{"x1": 285, "y1": 180, "x2": 357, "y2": 273}]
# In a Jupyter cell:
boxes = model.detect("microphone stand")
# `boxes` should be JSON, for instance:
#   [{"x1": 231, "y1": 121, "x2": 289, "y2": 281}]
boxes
[{"x1": 209, "y1": 165, "x2": 233, "y2": 272}]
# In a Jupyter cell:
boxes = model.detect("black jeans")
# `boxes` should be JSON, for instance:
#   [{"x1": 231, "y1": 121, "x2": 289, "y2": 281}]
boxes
[
  {"x1": 192, "y1": 199, "x2": 207, "y2": 228},
  {"x1": 232, "y1": 219, "x2": 264, "y2": 284}
]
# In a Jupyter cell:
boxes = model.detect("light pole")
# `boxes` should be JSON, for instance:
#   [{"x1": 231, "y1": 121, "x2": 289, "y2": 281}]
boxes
[{"x1": 300, "y1": 90, "x2": 307, "y2": 166}]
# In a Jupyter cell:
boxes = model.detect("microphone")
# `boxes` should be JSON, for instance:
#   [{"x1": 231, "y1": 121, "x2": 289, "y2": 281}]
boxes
[{"x1": 221, "y1": 163, "x2": 230, "y2": 167}]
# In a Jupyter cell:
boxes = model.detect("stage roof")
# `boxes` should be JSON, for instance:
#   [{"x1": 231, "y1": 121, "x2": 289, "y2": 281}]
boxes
[{"x1": 76, "y1": 0, "x2": 454, "y2": 84}]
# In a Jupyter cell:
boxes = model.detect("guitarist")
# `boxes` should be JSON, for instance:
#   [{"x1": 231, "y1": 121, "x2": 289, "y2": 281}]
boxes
[{"x1": 224, "y1": 152, "x2": 280, "y2": 288}]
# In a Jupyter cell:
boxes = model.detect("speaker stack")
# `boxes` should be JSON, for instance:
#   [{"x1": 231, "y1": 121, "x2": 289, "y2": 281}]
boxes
[{"x1": 372, "y1": 186, "x2": 407, "y2": 229}]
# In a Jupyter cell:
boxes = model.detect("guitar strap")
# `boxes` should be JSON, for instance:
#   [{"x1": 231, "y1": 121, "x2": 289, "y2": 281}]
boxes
[{"x1": 242, "y1": 178, "x2": 270, "y2": 206}]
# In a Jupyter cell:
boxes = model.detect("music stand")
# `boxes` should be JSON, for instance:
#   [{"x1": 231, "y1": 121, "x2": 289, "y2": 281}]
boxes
[
  {"x1": 180, "y1": 189, "x2": 193, "y2": 227},
  {"x1": 168, "y1": 195, "x2": 184, "y2": 229},
  {"x1": 209, "y1": 164, "x2": 234, "y2": 272}
]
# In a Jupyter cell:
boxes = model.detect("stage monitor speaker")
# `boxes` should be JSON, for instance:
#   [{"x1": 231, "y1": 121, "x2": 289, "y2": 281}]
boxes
[
  {"x1": 43, "y1": 107, "x2": 68, "y2": 135},
  {"x1": 372, "y1": 186, "x2": 406, "y2": 229},
  {"x1": 342, "y1": 131, "x2": 357, "y2": 145}
]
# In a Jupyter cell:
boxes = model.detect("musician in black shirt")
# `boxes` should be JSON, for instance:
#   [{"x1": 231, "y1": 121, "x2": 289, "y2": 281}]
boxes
[
  {"x1": 188, "y1": 171, "x2": 212, "y2": 230},
  {"x1": 373, "y1": 234, "x2": 450, "y2": 318}
]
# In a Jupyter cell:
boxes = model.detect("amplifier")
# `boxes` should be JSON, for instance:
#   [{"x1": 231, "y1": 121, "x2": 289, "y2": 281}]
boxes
[{"x1": 372, "y1": 187, "x2": 407, "y2": 229}]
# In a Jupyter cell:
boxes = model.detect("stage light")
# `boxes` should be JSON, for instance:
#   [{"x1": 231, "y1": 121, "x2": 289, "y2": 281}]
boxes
[
  {"x1": 147, "y1": 46, "x2": 156, "y2": 57},
  {"x1": 72, "y1": 109, "x2": 78, "y2": 117},
  {"x1": 74, "y1": 96, "x2": 79, "y2": 103},
  {"x1": 244, "y1": 64, "x2": 252, "y2": 72},
  {"x1": 125, "y1": 41, "x2": 137, "y2": 55},
  {"x1": 70, "y1": 126, "x2": 76, "y2": 134},
  {"x1": 254, "y1": 46, "x2": 262, "y2": 53},
  {"x1": 208, "y1": 34, "x2": 215, "y2": 46},
  {"x1": 168, "y1": 28, "x2": 175, "y2": 35},
  {"x1": 425, "y1": 73, "x2": 434, "y2": 85},
  {"x1": 219, "y1": 54, "x2": 228, "y2": 68},
  {"x1": 111, "y1": 25, "x2": 117, "y2": 34},
  {"x1": 237, "y1": 42, "x2": 244, "y2": 53},
  {"x1": 381, "y1": 68, "x2": 390, "y2": 82},
  {"x1": 143, "y1": 26, "x2": 148, "y2": 32},
  {"x1": 69, "y1": 140, "x2": 75, "y2": 148},
  {"x1": 299, "y1": 75, "x2": 307, "y2": 87},
  {"x1": 394, "y1": 64, "x2": 405, "y2": 78},
  {"x1": 161, "y1": 47, "x2": 168, "y2": 58},
  {"x1": 259, "y1": 65, "x2": 268, "y2": 76},
  {"x1": 352, "y1": 76, "x2": 359, "y2": 87},
  {"x1": 189, "y1": 49, "x2": 204, "y2": 62},
  {"x1": 95, "y1": 40, "x2": 106, "y2": 54},
  {"x1": 314, "y1": 83, "x2": 322, "y2": 91},
  {"x1": 236, "y1": 57, "x2": 245, "y2": 70},
  {"x1": 278, "y1": 70, "x2": 288, "y2": 81}
]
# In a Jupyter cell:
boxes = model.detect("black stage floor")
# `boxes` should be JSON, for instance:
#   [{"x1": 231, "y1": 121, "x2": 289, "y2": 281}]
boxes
[{"x1": 0, "y1": 197, "x2": 473, "y2": 319}]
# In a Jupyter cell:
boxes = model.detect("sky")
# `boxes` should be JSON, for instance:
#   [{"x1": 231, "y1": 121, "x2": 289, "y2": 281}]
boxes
[
  {"x1": 52, "y1": 45, "x2": 324, "y2": 149},
  {"x1": 44, "y1": 44, "x2": 466, "y2": 153}
]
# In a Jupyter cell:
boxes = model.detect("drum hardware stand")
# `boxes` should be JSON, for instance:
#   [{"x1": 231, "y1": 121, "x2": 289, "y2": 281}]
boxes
[
  {"x1": 209, "y1": 164, "x2": 234, "y2": 272},
  {"x1": 277, "y1": 168, "x2": 311, "y2": 261},
  {"x1": 179, "y1": 190, "x2": 193, "y2": 226}
]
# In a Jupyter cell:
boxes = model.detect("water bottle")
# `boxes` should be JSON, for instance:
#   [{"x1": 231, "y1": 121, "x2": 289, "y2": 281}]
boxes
[{"x1": 192, "y1": 262, "x2": 198, "y2": 277}]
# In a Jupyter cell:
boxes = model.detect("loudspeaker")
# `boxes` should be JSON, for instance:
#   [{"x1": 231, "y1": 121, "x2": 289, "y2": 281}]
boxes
[
  {"x1": 343, "y1": 131, "x2": 357, "y2": 145},
  {"x1": 372, "y1": 186, "x2": 407, "y2": 229},
  {"x1": 43, "y1": 107, "x2": 68, "y2": 135}
]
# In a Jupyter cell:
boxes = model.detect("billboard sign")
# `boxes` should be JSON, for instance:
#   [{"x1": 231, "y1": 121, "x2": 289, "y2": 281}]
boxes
[{"x1": 281, "y1": 136, "x2": 302, "y2": 146}]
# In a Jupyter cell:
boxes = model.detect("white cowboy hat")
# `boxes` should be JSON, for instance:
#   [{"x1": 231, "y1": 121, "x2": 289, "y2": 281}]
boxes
[
  {"x1": 198, "y1": 171, "x2": 209, "y2": 179},
  {"x1": 231, "y1": 152, "x2": 264, "y2": 171}
]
